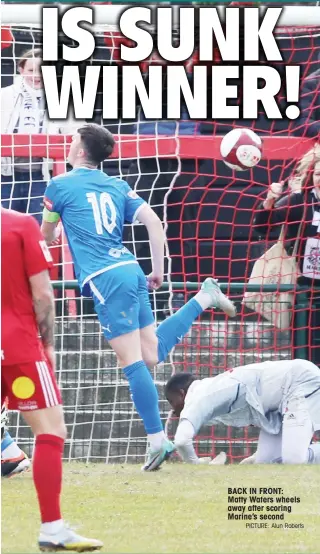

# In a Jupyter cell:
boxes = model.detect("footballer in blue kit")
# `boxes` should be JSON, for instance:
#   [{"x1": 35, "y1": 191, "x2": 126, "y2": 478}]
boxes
[
  {"x1": 42, "y1": 124, "x2": 237, "y2": 471},
  {"x1": 43, "y1": 164, "x2": 155, "y2": 338}
]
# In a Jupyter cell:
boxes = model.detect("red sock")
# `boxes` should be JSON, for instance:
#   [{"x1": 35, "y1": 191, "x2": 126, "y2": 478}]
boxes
[{"x1": 33, "y1": 434, "x2": 64, "y2": 523}]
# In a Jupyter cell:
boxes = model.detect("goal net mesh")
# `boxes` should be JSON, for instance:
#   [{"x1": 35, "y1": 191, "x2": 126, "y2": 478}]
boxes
[{"x1": 1, "y1": 20, "x2": 320, "y2": 463}]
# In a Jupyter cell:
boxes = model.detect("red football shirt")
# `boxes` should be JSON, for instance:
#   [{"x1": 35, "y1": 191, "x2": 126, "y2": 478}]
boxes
[{"x1": 1, "y1": 209, "x2": 53, "y2": 365}]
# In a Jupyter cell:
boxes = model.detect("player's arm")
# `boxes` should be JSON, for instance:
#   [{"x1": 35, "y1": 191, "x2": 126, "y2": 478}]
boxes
[
  {"x1": 174, "y1": 383, "x2": 212, "y2": 464},
  {"x1": 29, "y1": 270, "x2": 56, "y2": 370},
  {"x1": 174, "y1": 419, "x2": 200, "y2": 464},
  {"x1": 41, "y1": 181, "x2": 62, "y2": 245},
  {"x1": 175, "y1": 419, "x2": 227, "y2": 465},
  {"x1": 254, "y1": 191, "x2": 305, "y2": 237},
  {"x1": 22, "y1": 215, "x2": 56, "y2": 369},
  {"x1": 123, "y1": 183, "x2": 165, "y2": 288},
  {"x1": 175, "y1": 379, "x2": 241, "y2": 463},
  {"x1": 41, "y1": 208, "x2": 61, "y2": 245},
  {"x1": 137, "y1": 204, "x2": 165, "y2": 289}
]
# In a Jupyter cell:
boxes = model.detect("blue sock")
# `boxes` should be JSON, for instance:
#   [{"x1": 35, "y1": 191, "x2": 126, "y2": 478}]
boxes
[
  {"x1": 1, "y1": 431, "x2": 13, "y2": 452},
  {"x1": 156, "y1": 298, "x2": 203, "y2": 363},
  {"x1": 123, "y1": 361, "x2": 163, "y2": 434}
]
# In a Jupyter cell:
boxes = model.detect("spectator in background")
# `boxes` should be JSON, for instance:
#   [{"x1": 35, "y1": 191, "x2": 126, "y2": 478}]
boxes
[
  {"x1": 293, "y1": 65, "x2": 320, "y2": 139},
  {"x1": 1, "y1": 48, "x2": 82, "y2": 223},
  {"x1": 254, "y1": 145, "x2": 320, "y2": 365}
]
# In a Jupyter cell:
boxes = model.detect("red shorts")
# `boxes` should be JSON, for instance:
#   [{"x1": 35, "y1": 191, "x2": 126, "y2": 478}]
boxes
[{"x1": 1, "y1": 360, "x2": 62, "y2": 411}]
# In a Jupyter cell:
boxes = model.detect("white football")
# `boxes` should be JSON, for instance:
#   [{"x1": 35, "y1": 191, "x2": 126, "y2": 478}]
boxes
[{"x1": 220, "y1": 129, "x2": 262, "y2": 171}]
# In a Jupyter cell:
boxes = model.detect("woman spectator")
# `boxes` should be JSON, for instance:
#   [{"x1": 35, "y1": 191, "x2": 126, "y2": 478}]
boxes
[
  {"x1": 254, "y1": 145, "x2": 320, "y2": 365},
  {"x1": 1, "y1": 48, "x2": 81, "y2": 223}
]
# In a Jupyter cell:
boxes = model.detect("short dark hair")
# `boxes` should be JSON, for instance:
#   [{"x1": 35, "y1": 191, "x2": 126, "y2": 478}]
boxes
[
  {"x1": 165, "y1": 372, "x2": 196, "y2": 397},
  {"x1": 19, "y1": 48, "x2": 42, "y2": 69},
  {"x1": 78, "y1": 124, "x2": 115, "y2": 166}
]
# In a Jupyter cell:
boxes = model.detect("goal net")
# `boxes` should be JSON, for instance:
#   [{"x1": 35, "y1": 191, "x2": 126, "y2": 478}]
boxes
[{"x1": 1, "y1": 6, "x2": 320, "y2": 463}]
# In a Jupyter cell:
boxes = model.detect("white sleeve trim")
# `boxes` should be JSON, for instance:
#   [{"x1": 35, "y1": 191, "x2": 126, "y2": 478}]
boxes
[{"x1": 132, "y1": 202, "x2": 147, "y2": 223}]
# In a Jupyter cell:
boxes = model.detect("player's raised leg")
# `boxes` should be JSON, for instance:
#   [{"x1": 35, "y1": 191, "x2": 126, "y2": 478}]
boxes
[
  {"x1": 140, "y1": 278, "x2": 236, "y2": 369},
  {"x1": 90, "y1": 267, "x2": 175, "y2": 471},
  {"x1": 135, "y1": 189, "x2": 236, "y2": 367}
]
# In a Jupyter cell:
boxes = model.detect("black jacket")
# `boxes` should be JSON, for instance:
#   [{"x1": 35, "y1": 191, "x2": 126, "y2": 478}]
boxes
[
  {"x1": 254, "y1": 189, "x2": 320, "y2": 280},
  {"x1": 293, "y1": 69, "x2": 320, "y2": 138}
]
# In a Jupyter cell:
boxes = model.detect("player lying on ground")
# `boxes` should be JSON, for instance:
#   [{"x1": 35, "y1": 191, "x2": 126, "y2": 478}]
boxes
[
  {"x1": 41, "y1": 123, "x2": 236, "y2": 471},
  {"x1": 1, "y1": 400, "x2": 31, "y2": 478},
  {"x1": 1, "y1": 208, "x2": 102, "y2": 552},
  {"x1": 165, "y1": 359, "x2": 320, "y2": 464}
]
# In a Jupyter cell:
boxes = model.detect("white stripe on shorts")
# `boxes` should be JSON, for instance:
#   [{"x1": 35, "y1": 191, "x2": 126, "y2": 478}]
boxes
[
  {"x1": 40, "y1": 361, "x2": 59, "y2": 406},
  {"x1": 42, "y1": 362, "x2": 59, "y2": 406},
  {"x1": 36, "y1": 361, "x2": 59, "y2": 407},
  {"x1": 36, "y1": 361, "x2": 51, "y2": 407},
  {"x1": 38, "y1": 361, "x2": 54, "y2": 406},
  {"x1": 89, "y1": 280, "x2": 105, "y2": 304}
]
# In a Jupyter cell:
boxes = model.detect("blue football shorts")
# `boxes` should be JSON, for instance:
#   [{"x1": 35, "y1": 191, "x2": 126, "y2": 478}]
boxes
[{"x1": 89, "y1": 263, "x2": 155, "y2": 340}]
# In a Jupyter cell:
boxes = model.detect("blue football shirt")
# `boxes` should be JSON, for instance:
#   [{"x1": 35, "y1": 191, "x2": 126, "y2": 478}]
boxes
[{"x1": 43, "y1": 167, "x2": 146, "y2": 295}]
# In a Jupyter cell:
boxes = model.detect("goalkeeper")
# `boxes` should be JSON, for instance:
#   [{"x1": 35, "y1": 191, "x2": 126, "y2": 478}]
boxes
[
  {"x1": 165, "y1": 358, "x2": 320, "y2": 464},
  {"x1": 41, "y1": 124, "x2": 236, "y2": 472}
]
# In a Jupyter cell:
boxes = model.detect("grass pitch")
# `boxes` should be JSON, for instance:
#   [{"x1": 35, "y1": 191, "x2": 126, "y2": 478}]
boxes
[{"x1": 2, "y1": 463, "x2": 320, "y2": 554}]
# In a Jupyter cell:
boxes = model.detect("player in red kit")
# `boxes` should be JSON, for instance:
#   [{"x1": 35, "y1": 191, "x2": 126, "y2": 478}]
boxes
[{"x1": 1, "y1": 208, "x2": 103, "y2": 552}]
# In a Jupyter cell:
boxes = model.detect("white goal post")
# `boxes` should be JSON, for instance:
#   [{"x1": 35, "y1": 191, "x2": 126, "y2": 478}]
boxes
[{"x1": 2, "y1": 4, "x2": 320, "y2": 27}]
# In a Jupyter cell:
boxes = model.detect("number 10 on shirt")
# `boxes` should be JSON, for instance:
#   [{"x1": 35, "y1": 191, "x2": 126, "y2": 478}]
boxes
[{"x1": 86, "y1": 192, "x2": 117, "y2": 235}]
